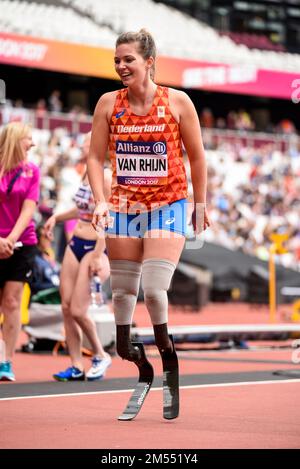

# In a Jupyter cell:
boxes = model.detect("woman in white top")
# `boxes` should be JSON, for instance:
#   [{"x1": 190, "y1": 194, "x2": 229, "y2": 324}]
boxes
[{"x1": 44, "y1": 133, "x2": 112, "y2": 381}]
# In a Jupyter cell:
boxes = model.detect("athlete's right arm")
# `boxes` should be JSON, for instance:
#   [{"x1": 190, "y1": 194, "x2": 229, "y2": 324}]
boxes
[
  {"x1": 87, "y1": 92, "x2": 115, "y2": 231},
  {"x1": 0, "y1": 237, "x2": 14, "y2": 259},
  {"x1": 44, "y1": 207, "x2": 79, "y2": 237},
  {"x1": 87, "y1": 92, "x2": 115, "y2": 204}
]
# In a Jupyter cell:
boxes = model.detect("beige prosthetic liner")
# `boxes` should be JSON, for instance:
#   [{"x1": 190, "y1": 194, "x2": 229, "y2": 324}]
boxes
[
  {"x1": 141, "y1": 258, "x2": 176, "y2": 325},
  {"x1": 110, "y1": 260, "x2": 142, "y2": 325}
]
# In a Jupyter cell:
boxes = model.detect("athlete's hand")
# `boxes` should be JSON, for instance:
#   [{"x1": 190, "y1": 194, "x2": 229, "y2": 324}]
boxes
[
  {"x1": 0, "y1": 237, "x2": 14, "y2": 259},
  {"x1": 92, "y1": 201, "x2": 110, "y2": 233},
  {"x1": 89, "y1": 254, "x2": 103, "y2": 276},
  {"x1": 191, "y1": 204, "x2": 210, "y2": 234},
  {"x1": 44, "y1": 215, "x2": 56, "y2": 240}
]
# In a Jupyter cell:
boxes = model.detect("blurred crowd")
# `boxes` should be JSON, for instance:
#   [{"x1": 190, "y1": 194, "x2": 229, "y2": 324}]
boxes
[
  {"x1": 1, "y1": 99, "x2": 299, "y2": 271},
  {"x1": 1, "y1": 92, "x2": 298, "y2": 136},
  {"x1": 0, "y1": 91, "x2": 90, "y2": 126},
  {"x1": 204, "y1": 141, "x2": 300, "y2": 270},
  {"x1": 30, "y1": 125, "x2": 300, "y2": 272},
  {"x1": 199, "y1": 107, "x2": 297, "y2": 134}
]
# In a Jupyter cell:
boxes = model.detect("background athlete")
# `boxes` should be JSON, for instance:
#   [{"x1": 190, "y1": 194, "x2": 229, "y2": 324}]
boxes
[{"x1": 45, "y1": 133, "x2": 112, "y2": 382}]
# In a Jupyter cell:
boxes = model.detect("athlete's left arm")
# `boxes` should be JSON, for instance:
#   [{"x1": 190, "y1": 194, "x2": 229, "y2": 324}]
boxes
[
  {"x1": 103, "y1": 167, "x2": 112, "y2": 201},
  {"x1": 175, "y1": 90, "x2": 207, "y2": 205},
  {"x1": 87, "y1": 92, "x2": 114, "y2": 205},
  {"x1": 7, "y1": 199, "x2": 37, "y2": 244},
  {"x1": 89, "y1": 236, "x2": 106, "y2": 275}
]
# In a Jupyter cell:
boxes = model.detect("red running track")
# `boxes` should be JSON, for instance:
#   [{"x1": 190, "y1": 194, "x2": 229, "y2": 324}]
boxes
[
  {"x1": 1, "y1": 302, "x2": 300, "y2": 448},
  {"x1": 1, "y1": 381, "x2": 300, "y2": 449}
]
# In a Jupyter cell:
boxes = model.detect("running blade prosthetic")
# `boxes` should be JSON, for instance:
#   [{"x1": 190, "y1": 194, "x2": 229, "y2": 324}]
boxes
[
  {"x1": 161, "y1": 335, "x2": 179, "y2": 419},
  {"x1": 118, "y1": 342, "x2": 154, "y2": 421}
]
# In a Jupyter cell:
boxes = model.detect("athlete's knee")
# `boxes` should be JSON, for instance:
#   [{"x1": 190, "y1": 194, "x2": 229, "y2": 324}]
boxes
[
  {"x1": 142, "y1": 258, "x2": 176, "y2": 325},
  {"x1": 1, "y1": 293, "x2": 20, "y2": 311},
  {"x1": 142, "y1": 259, "x2": 176, "y2": 292},
  {"x1": 70, "y1": 305, "x2": 84, "y2": 321},
  {"x1": 116, "y1": 342, "x2": 141, "y2": 362},
  {"x1": 116, "y1": 324, "x2": 141, "y2": 362},
  {"x1": 112, "y1": 290, "x2": 136, "y2": 312},
  {"x1": 110, "y1": 260, "x2": 141, "y2": 296},
  {"x1": 110, "y1": 260, "x2": 142, "y2": 325},
  {"x1": 61, "y1": 302, "x2": 72, "y2": 317}
]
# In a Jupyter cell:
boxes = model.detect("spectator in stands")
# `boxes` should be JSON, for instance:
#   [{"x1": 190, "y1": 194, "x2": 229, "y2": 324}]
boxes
[
  {"x1": 9, "y1": 100, "x2": 29, "y2": 123},
  {"x1": 277, "y1": 119, "x2": 296, "y2": 135},
  {"x1": 68, "y1": 105, "x2": 88, "y2": 121},
  {"x1": 1, "y1": 99, "x2": 14, "y2": 125},
  {"x1": 0, "y1": 122, "x2": 40, "y2": 382},
  {"x1": 226, "y1": 110, "x2": 238, "y2": 130},
  {"x1": 236, "y1": 109, "x2": 254, "y2": 131},
  {"x1": 200, "y1": 108, "x2": 215, "y2": 128},
  {"x1": 48, "y1": 90, "x2": 63, "y2": 113},
  {"x1": 205, "y1": 140, "x2": 300, "y2": 269},
  {"x1": 44, "y1": 132, "x2": 112, "y2": 382},
  {"x1": 35, "y1": 99, "x2": 47, "y2": 118},
  {"x1": 215, "y1": 117, "x2": 226, "y2": 129}
]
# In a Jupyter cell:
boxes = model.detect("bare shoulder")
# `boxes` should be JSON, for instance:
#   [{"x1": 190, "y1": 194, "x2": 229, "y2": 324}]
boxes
[
  {"x1": 94, "y1": 90, "x2": 118, "y2": 116},
  {"x1": 97, "y1": 90, "x2": 118, "y2": 105},
  {"x1": 95, "y1": 91, "x2": 118, "y2": 112},
  {"x1": 169, "y1": 88, "x2": 191, "y2": 106},
  {"x1": 168, "y1": 88, "x2": 196, "y2": 121}
]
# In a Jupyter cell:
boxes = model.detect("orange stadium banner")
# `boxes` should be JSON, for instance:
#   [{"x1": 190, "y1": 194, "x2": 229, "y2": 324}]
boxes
[
  {"x1": 0, "y1": 32, "x2": 298, "y2": 100},
  {"x1": 0, "y1": 32, "x2": 116, "y2": 79}
]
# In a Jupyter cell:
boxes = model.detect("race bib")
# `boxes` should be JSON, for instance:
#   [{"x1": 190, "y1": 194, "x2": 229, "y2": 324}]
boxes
[{"x1": 116, "y1": 140, "x2": 168, "y2": 186}]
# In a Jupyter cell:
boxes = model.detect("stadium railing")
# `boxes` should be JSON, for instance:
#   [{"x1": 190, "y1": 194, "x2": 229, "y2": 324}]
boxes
[{"x1": 0, "y1": 108, "x2": 297, "y2": 150}]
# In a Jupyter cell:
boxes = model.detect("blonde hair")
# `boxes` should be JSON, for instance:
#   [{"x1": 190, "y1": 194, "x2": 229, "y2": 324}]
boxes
[
  {"x1": 0, "y1": 122, "x2": 31, "y2": 178},
  {"x1": 116, "y1": 29, "x2": 156, "y2": 80}
]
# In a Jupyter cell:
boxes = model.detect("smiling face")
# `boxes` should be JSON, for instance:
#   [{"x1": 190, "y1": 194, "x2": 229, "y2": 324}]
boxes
[
  {"x1": 0, "y1": 122, "x2": 34, "y2": 175},
  {"x1": 114, "y1": 42, "x2": 153, "y2": 86}
]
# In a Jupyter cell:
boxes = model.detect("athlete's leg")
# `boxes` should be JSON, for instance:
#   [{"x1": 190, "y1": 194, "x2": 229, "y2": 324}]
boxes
[
  {"x1": 1, "y1": 281, "x2": 24, "y2": 361},
  {"x1": 106, "y1": 237, "x2": 156, "y2": 420},
  {"x1": 106, "y1": 236, "x2": 143, "y2": 361},
  {"x1": 105, "y1": 237, "x2": 143, "y2": 262},
  {"x1": 143, "y1": 231, "x2": 185, "y2": 263},
  {"x1": 143, "y1": 232, "x2": 185, "y2": 352},
  {"x1": 70, "y1": 250, "x2": 109, "y2": 358},
  {"x1": 142, "y1": 232, "x2": 185, "y2": 419},
  {"x1": 59, "y1": 246, "x2": 82, "y2": 369}
]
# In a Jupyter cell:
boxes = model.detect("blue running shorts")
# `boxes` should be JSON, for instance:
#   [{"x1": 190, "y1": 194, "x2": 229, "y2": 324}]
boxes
[{"x1": 105, "y1": 199, "x2": 187, "y2": 238}]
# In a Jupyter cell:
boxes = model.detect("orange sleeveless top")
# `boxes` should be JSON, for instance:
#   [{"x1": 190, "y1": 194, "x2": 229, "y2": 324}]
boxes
[{"x1": 108, "y1": 85, "x2": 187, "y2": 212}]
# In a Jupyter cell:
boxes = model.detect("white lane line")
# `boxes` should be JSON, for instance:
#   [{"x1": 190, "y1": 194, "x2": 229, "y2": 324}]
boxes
[{"x1": 1, "y1": 378, "x2": 300, "y2": 402}]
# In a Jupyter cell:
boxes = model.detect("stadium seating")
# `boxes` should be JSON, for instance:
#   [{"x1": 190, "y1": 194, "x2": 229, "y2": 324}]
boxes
[
  {"x1": 221, "y1": 32, "x2": 286, "y2": 53},
  {"x1": 0, "y1": 0, "x2": 300, "y2": 72},
  {"x1": 0, "y1": 0, "x2": 116, "y2": 47}
]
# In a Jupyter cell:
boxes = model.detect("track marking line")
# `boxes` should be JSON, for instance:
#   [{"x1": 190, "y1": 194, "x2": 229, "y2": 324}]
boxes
[{"x1": 1, "y1": 378, "x2": 300, "y2": 402}]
